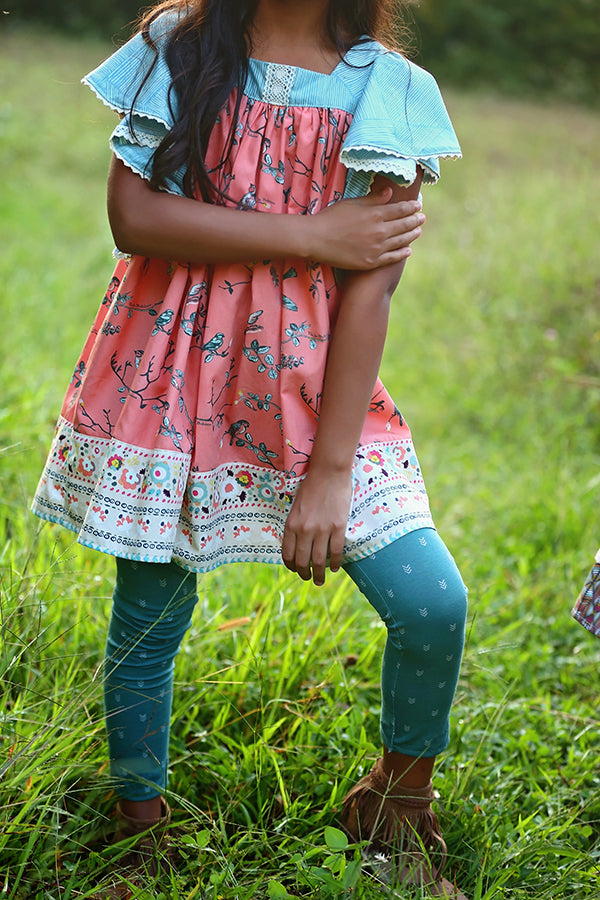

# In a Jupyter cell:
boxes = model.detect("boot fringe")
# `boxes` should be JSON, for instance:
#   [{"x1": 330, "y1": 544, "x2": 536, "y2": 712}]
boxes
[{"x1": 340, "y1": 758, "x2": 447, "y2": 868}]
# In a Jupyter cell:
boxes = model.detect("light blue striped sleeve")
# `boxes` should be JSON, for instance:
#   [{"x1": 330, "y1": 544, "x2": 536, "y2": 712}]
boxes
[
  {"x1": 82, "y1": 12, "x2": 185, "y2": 195},
  {"x1": 340, "y1": 50, "x2": 461, "y2": 199}
]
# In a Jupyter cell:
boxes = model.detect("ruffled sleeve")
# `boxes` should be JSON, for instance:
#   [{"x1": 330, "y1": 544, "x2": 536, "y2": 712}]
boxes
[
  {"x1": 339, "y1": 46, "x2": 461, "y2": 199},
  {"x1": 82, "y1": 12, "x2": 185, "y2": 196}
]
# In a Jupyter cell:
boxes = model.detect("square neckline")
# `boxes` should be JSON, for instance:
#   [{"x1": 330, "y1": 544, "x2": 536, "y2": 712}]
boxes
[
  {"x1": 248, "y1": 56, "x2": 344, "y2": 78},
  {"x1": 243, "y1": 39, "x2": 379, "y2": 112},
  {"x1": 248, "y1": 38, "x2": 371, "y2": 79}
]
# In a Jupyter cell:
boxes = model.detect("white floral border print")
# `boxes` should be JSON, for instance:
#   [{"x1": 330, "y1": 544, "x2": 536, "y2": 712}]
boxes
[{"x1": 32, "y1": 416, "x2": 435, "y2": 572}]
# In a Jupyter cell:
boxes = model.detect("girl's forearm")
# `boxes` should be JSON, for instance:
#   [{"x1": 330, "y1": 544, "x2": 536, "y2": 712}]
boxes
[
  {"x1": 280, "y1": 260, "x2": 407, "y2": 584},
  {"x1": 107, "y1": 157, "x2": 310, "y2": 264},
  {"x1": 107, "y1": 157, "x2": 425, "y2": 270},
  {"x1": 279, "y1": 171, "x2": 422, "y2": 584},
  {"x1": 307, "y1": 172, "x2": 423, "y2": 476},
  {"x1": 307, "y1": 261, "x2": 407, "y2": 475}
]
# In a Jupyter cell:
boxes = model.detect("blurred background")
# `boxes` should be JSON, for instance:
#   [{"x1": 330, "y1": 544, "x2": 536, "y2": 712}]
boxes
[
  {"x1": 1, "y1": 1, "x2": 600, "y2": 896},
  {"x1": 5, "y1": 0, "x2": 600, "y2": 106}
]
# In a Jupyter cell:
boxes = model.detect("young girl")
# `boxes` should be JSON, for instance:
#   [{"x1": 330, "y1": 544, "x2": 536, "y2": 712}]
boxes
[{"x1": 32, "y1": 0, "x2": 467, "y2": 895}]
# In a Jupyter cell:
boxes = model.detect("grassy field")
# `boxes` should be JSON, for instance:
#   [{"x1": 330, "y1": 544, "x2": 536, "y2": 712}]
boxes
[{"x1": 1, "y1": 27, "x2": 599, "y2": 900}]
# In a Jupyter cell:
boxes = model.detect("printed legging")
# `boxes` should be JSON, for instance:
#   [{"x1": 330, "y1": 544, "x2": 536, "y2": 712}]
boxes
[{"x1": 104, "y1": 527, "x2": 467, "y2": 800}]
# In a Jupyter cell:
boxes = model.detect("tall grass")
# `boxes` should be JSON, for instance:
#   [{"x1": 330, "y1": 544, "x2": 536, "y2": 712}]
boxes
[{"x1": 1, "y1": 27, "x2": 599, "y2": 899}]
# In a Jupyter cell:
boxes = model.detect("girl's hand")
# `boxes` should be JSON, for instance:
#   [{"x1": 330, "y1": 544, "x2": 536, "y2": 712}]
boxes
[
  {"x1": 281, "y1": 467, "x2": 353, "y2": 586},
  {"x1": 307, "y1": 186, "x2": 425, "y2": 271}
]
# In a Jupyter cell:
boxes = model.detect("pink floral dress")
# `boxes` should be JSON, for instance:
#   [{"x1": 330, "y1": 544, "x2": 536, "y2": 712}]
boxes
[{"x1": 32, "y1": 15, "x2": 461, "y2": 572}]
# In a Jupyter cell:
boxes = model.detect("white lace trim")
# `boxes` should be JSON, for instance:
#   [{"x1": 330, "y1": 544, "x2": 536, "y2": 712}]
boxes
[
  {"x1": 343, "y1": 145, "x2": 462, "y2": 168},
  {"x1": 342, "y1": 146, "x2": 462, "y2": 185},
  {"x1": 343, "y1": 142, "x2": 462, "y2": 161},
  {"x1": 112, "y1": 118, "x2": 165, "y2": 148},
  {"x1": 262, "y1": 63, "x2": 296, "y2": 106},
  {"x1": 81, "y1": 76, "x2": 171, "y2": 127},
  {"x1": 344, "y1": 155, "x2": 416, "y2": 175}
]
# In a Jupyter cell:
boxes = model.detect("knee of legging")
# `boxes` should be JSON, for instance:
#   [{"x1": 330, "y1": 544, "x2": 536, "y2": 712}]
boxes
[
  {"x1": 107, "y1": 562, "x2": 198, "y2": 666},
  {"x1": 103, "y1": 659, "x2": 174, "y2": 696},
  {"x1": 106, "y1": 612, "x2": 195, "y2": 673},
  {"x1": 112, "y1": 587, "x2": 195, "y2": 629},
  {"x1": 386, "y1": 578, "x2": 468, "y2": 653}
]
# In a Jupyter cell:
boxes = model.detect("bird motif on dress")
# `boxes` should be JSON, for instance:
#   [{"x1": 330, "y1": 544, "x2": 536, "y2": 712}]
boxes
[{"x1": 151, "y1": 309, "x2": 174, "y2": 335}]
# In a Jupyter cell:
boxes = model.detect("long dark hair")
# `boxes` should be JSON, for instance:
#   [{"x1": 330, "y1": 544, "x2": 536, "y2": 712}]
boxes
[{"x1": 134, "y1": 0, "x2": 408, "y2": 200}]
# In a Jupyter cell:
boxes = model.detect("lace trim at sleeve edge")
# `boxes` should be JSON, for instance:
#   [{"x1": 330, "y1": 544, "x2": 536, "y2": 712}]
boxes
[{"x1": 81, "y1": 76, "x2": 172, "y2": 128}]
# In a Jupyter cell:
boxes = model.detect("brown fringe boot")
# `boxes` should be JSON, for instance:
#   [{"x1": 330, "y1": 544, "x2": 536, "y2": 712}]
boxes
[
  {"x1": 88, "y1": 798, "x2": 177, "y2": 899},
  {"x1": 340, "y1": 758, "x2": 468, "y2": 899},
  {"x1": 112, "y1": 797, "x2": 172, "y2": 876}
]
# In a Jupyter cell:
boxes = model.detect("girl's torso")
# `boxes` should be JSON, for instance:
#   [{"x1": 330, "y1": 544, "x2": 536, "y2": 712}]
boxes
[{"x1": 31, "y1": 21, "x2": 460, "y2": 571}]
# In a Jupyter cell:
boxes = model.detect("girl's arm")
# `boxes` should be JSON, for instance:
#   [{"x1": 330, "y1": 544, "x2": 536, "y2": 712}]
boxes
[
  {"x1": 281, "y1": 172, "x2": 424, "y2": 586},
  {"x1": 107, "y1": 157, "x2": 424, "y2": 271}
]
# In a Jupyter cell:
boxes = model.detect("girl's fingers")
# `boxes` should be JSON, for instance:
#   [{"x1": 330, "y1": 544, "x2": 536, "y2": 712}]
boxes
[
  {"x1": 310, "y1": 536, "x2": 329, "y2": 586},
  {"x1": 282, "y1": 527, "x2": 342, "y2": 586},
  {"x1": 292, "y1": 536, "x2": 314, "y2": 581},
  {"x1": 381, "y1": 199, "x2": 422, "y2": 220},
  {"x1": 369, "y1": 186, "x2": 393, "y2": 205},
  {"x1": 386, "y1": 225, "x2": 423, "y2": 249},
  {"x1": 376, "y1": 246, "x2": 412, "y2": 268},
  {"x1": 328, "y1": 528, "x2": 345, "y2": 574},
  {"x1": 385, "y1": 211, "x2": 426, "y2": 235},
  {"x1": 281, "y1": 527, "x2": 297, "y2": 571}
]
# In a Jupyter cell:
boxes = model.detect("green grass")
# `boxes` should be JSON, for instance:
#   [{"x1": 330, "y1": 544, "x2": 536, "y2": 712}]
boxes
[{"x1": 1, "y1": 26, "x2": 600, "y2": 899}]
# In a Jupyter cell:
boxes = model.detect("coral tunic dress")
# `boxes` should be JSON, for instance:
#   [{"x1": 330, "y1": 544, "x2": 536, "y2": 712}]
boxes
[{"x1": 32, "y1": 15, "x2": 461, "y2": 572}]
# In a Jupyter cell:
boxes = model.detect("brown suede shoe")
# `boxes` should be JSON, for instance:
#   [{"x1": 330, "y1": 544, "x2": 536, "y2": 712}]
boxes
[
  {"x1": 340, "y1": 758, "x2": 468, "y2": 900},
  {"x1": 90, "y1": 798, "x2": 175, "y2": 898},
  {"x1": 112, "y1": 797, "x2": 172, "y2": 876}
]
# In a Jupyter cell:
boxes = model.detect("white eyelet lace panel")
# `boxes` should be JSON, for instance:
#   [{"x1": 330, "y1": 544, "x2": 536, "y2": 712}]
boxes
[{"x1": 262, "y1": 63, "x2": 296, "y2": 106}]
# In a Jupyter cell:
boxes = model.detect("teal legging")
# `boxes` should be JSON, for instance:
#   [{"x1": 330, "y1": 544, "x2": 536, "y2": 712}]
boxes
[
  {"x1": 103, "y1": 527, "x2": 467, "y2": 800},
  {"x1": 344, "y1": 529, "x2": 467, "y2": 757}
]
